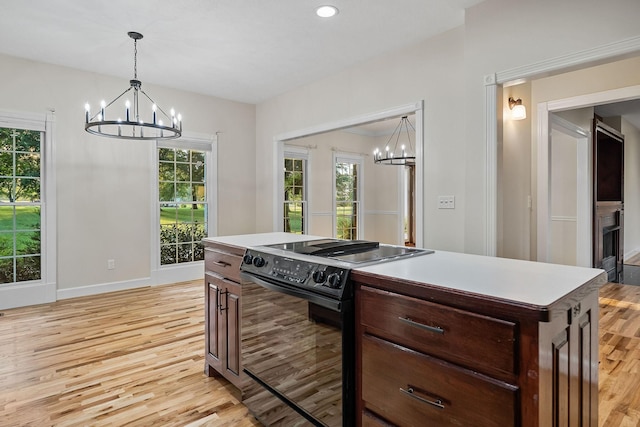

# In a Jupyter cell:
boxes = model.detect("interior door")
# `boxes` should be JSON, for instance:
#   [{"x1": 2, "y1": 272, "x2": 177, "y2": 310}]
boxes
[{"x1": 547, "y1": 114, "x2": 591, "y2": 267}]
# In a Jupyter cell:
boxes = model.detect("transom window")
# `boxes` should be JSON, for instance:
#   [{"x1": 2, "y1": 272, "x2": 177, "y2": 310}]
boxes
[
  {"x1": 0, "y1": 128, "x2": 41, "y2": 284},
  {"x1": 158, "y1": 148, "x2": 207, "y2": 265}
]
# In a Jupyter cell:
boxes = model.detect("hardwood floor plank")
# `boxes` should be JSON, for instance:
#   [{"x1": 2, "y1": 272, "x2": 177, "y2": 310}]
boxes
[
  {"x1": 0, "y1": 281, "x2": 259, "y2": 427},
  {"x1": 1, "y1": 280, "x2": 640, "y2": 426},
  {"x1": 599, "y1": 283, "x2": 640, "y2": 426}
]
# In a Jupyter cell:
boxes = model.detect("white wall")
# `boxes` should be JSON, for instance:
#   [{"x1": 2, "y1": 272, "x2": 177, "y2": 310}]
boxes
[
  {"x1": 256, "y1": 0, "x2": 640, "y2": 255},
  {"x1": 0, "y1": 53, "x2": 255, "y2": 297},
  {"x1": 257, "y1": 27, "x2": 467, "y2": 252},
  {"x1": 500, "y1": 82, "x2": 532, "y2": 260}
]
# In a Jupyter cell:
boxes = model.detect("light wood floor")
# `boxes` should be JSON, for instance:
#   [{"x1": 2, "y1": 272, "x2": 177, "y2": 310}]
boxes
[
  {"x1": 1, "y1": 280, "x2": 639, "y2": 426},
  {"x1": 0, "y1": 281, "x2": 260, "y2": 427}
]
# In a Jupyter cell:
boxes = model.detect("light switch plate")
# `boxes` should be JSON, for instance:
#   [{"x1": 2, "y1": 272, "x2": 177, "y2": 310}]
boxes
[{"x1": 438, "y1": 195, "x2": 455, "y2": 209}]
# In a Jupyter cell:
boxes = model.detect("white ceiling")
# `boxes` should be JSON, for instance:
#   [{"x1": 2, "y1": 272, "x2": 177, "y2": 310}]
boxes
[{"x1": 0, "y1": 0, "x2": 484, "y2": 104}]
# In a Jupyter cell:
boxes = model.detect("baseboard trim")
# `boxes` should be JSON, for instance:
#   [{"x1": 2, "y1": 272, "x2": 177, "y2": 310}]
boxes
[
  {"x1": 0, "y1": 281, "x2": 56, "y2": 310},
  {"x1": 57, "y1": 277, "x2": 153, "y2": 300},
  {"x1": 6, "y1": 263, "x2": 206, "y2": 309},
  {"x1": 624, "y1": 249, "x2": 640, "y2": 262}
]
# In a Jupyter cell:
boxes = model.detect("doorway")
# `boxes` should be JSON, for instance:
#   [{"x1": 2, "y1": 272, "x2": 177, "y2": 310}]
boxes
[
  {"x1": 536, "y1": 86, "x2": 640, "y2": 269},
  {"x1": 485, "y1": 38, "x2": 640, "y2": 258},
  {"x1": 273, "y1": 101, "x2": 424, "y2": 248}
]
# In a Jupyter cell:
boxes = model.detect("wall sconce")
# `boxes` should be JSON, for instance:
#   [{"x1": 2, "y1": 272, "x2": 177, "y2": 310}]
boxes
[{"x1": 508, "y1": 97, "x2": 527, "y2": 120}]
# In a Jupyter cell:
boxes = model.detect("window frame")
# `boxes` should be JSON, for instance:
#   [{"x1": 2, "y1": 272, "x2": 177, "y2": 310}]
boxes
[
  {"x1": 152, "y1": 134, "x2": 217, "y2": 284},
  {"x1": 333, "y1": 152, "x2": 364, "y2": 240},
  {"x1": 0, "y1": 110, "x2": 56, "y2": 309},
  {"x1": 283, "y1": 146, "x2": 309, "y2": 234}
]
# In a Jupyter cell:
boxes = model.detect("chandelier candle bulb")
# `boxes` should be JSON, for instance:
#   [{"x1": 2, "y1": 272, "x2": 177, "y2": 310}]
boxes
[
  {"x1": 84, "y1": 103, "x2": 90, "y2": 123},
  {"x1": 152, "y1": 104, "x2": 157, "y2": 124},
  {"x1": 100, "y1": 100, "x2": 106, "y2": 120},
  {"x1": 125, "y1": 100, "x2": 130, "y2": 122}
]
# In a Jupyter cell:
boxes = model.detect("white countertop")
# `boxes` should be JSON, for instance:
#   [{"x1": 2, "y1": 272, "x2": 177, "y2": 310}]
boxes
[
  {"x1": 353, "y1": 250, "x2": 606, "y2": 307},
  {"x1": 203, "y1": 233, "x2": 607, "y2": 308}
]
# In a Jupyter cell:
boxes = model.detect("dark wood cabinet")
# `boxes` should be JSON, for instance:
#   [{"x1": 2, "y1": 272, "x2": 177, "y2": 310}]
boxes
[
  {"x1": 203, "y1": 241, "x2": 245, "y2": 389},
  {"x1": 353, "y1": 271, "x2": 602, "y2": 427},
  {"x1": 593, "y1": 119, "x2": 624, "y2": 282}
]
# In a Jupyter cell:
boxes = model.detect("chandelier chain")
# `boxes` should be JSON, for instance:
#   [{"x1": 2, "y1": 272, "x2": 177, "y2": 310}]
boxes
[{"x1": 133, "y1": 38, "x2": 138, "y2": 80}]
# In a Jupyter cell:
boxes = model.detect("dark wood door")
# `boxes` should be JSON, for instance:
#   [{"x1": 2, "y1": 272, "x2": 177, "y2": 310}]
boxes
[
  {"x1": 592, "y1": 119, "x2": 624, "y2": 282},
  {"x1": 224, "y1": 280, "x2": 241, "y2": 377},
  {"x1": 205, "y1": 273, "x2": 223, "y2": 372}
]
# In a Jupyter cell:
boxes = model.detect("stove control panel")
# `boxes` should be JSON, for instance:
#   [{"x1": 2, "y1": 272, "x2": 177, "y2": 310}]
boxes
[{"x1": 240, "y1": 249, "x2": 351, "y2": 300}]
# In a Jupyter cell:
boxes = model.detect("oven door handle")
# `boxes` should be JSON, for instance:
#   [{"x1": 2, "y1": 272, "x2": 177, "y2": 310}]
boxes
[{"x1": 240, "y1": 272, "x2": 343, "y2": 312}]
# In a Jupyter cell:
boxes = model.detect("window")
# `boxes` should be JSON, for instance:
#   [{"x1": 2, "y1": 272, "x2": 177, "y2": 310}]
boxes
[
  {"x1": 334, "y1": 155, "x2": 362, "y2": 240},
  {"x1": 283, "y1": 157, "x2": 305, "y2": 234},
  {"x1": 158, "y1": 147, "x2": 208, "y2": 265},
  {"x1": 283, "y1": 149, "x2": 308, "y2": 234},
  {"x1": 0, "y1": 128, "x2": 42, "y2": 284}
]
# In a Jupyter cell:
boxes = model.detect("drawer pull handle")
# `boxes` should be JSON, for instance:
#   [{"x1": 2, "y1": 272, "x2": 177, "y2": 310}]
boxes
[
  {"x1": 398, "y1": 316, "x2": 444, "y2": 335},
  {"x1": 400, "y1": 387, "x2": 445, "y2": 410},
  {"x1": 213, "y1": 260, "x2": 232, "y2": 267}
]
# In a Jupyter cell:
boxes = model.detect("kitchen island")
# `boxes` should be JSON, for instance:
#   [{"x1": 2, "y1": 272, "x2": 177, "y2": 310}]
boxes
[
  {"x1": 352, "y1": 251, "x2": 606, "y2": 427},
  {"x1": 203, "y1": 233, "x2": 606, "y2": 426}
]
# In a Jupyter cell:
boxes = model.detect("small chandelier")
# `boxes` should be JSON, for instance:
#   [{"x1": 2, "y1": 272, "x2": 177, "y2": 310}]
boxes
[
  {"x1": 84, "y1": 32, "x2": 182, "y2": 140},
  {"x1": 373, "y1": 115, "x2": 416, "y2": 166}
]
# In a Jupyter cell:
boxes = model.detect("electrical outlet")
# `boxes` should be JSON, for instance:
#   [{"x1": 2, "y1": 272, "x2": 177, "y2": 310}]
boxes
[
  {"x1": 107, "y1": 259, "x2": 115, "y2": 270},
  {"x1": 438, "y1": 195, "x2": 455, "y2": 209}
]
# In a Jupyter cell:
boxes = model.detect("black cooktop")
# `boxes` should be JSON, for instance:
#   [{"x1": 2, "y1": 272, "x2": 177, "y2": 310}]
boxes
[{"x1": 264, "y1": 238, "x2": 431, "y2": 264}]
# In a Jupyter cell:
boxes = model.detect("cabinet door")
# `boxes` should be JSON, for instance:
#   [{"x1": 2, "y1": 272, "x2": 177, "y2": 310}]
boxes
[
  {"x1": 224, "y1": 281, "x2": 241, "y2": 377},
  {"x1": 540, "y1": 290, "x2": 599, "y2": 427},
  {"x1": 205, "y1": 273, "x2": 224, "y2": 372}
]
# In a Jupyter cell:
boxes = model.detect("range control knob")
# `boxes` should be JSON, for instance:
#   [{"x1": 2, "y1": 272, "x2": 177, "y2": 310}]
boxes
[
  {"x1": 243, "y1": 254, "x2": 254, "y2": 265},
  {"x1": 312, "y1": 270, "x2": 326, "y2": 283},
  {"x1": 327, "y1": 273, "x2": 341, "y2": 289},
  {"x1": 253, "y1": 256, "x2": 266, "y2": 268}
]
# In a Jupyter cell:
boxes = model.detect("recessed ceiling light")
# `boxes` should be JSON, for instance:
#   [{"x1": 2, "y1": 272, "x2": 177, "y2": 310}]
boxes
[{"x1": 316, "y1": 5, "x2": 339, "y2": 18}]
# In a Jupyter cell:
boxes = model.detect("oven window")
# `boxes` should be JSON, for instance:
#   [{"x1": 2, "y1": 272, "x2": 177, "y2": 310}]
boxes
[{"x1": 242, "y1": 281, "x2": 343, "y2": 426}]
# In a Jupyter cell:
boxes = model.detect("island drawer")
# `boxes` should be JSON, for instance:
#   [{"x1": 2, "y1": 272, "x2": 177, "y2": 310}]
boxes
[
  {"x1": 361, "y1": 334, "x2": 517, "y2": 427},
  {"x1": 359, "y1": 285, "x2": 516, "y2": 375},
  {"x1": 205, "y1": 247, "x2": 242, "y2": 282}
]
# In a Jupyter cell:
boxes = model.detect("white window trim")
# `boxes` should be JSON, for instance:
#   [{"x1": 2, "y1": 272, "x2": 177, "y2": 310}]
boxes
[
  {"x1": 333, "y1": 152, "x2": 364, "y2": 240},
  {"x1": 151, "y1": 132, "x2": 217, "y2": 285},
  {"x1": 283, "y1": 145, "x2": 310, "y2": 234},
  {"x1": 0, "y1": 110, "x2": 57, "y2": 310}
]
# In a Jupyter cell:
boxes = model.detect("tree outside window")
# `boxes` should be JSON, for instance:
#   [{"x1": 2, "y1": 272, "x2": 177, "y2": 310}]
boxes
[
  {"x1": 0, "y1": 128, "x2": 41, "y2": 284},
  {"x1": 335, "y1": 161, "x2": 359, "y2": 240},
  {"x1": 284, "y1": 157, "x2": 305, "y2": 234},
  {"x1": 159, "y1": 148, "x2": 207, "y2": 265}
]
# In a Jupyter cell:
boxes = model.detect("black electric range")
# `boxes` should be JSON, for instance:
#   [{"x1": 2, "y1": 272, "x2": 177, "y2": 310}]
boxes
[{"x1": 239, "y1": 238, "x2": 432, "y2": 426}]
